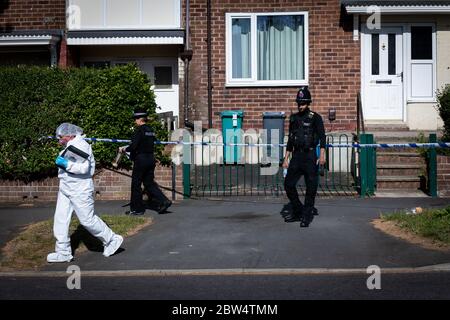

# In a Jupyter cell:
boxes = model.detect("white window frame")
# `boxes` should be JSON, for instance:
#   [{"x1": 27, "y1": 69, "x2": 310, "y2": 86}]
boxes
[
  {"x1": 151, "y1": 60, "x2": 177, "y2": 93},
  {"x1": 226, "y1": 11, "x2": 309, "y2": 87},
  {"x1": 405, "y1": 23, "x2": 437, "y2": 103}
]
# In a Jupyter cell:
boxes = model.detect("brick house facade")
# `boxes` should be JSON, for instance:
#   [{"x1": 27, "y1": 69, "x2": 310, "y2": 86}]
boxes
[
  {"x1": 186, "y1": 0, "x2": 359, "y2": 132},
  {"x1": 0, "y1": 0, "x2": 65, "y2": 32},
  {"x1": 0, "y1": 0, "x2": 71, "y2": 66},
  {"x1": 1, "y1": 1, "x2": 449, "y2": 201}
]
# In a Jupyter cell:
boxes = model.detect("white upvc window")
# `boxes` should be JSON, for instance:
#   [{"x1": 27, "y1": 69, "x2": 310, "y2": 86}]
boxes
[
  {"x1": 226, "y1": 12, "x2": 309, "y2": 87},
  {"x1": 406, "y1": 23, "x2": 437, "y2": 102},
  {"x1": 67, "y1": 0, "x2": 181, "y2": 30}
]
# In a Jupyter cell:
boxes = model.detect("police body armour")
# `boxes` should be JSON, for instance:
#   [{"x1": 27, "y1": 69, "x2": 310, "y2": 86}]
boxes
[{"x1": 292, "y1": 111, "x2": 316, "y2": 150}]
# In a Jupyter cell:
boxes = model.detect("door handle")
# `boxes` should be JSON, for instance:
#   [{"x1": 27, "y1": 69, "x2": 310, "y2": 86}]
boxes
[{"x1": 397, "y1": 72, "x2": 403, "y2": 81}]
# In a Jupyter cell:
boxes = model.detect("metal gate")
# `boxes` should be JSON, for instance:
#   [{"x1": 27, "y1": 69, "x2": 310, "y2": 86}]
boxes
[{"x1": 184, "y1": 134, "x2": 359, "y2": 198}]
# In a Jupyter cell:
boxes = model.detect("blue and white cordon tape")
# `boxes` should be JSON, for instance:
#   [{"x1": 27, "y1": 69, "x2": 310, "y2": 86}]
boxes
[{"x1": 46, "y1": 136, "x2": 450, "y2": 149}]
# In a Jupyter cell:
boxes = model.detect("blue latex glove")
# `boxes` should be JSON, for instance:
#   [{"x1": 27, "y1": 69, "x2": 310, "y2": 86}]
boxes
[
  {"x1": 316, "y1": 144, "x2": 324, "y2": 176},
  {"x1": 55, "y1": 156, "x2": 68, "y2": 169}
]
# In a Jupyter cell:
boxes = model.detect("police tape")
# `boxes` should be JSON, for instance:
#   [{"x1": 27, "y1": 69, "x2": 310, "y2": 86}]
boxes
[{"x1": 46, "y1": 136, "x2": 450, "y2": 149}]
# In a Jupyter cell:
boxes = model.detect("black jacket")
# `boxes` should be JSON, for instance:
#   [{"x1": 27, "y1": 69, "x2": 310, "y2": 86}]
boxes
[
  {"x1": 286, "y1": 108, "x2": 326, "y2": 153},
  {"x1": 125, "y1": 124, "x2": 156, "y2": 160}
]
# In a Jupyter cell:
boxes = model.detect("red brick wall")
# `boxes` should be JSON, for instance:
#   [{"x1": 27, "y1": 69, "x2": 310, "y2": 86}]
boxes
[
  {"x1": 0, "y1": 0, "x2": 66, "y2": 31},
  {"x1": 0, "y1": 0, "x2": 73, "y2": 66},
  {"x1": 186, "y1": 0, "x2": 359, "y2": 132},
  {"x1": 58, "y1": 38, "x2": 79, "y2": 68},
  {"x1": 0, "y1": 164, "x2": 184, "y2": 203},
  {"x1": 437, "y1": 155, "x2": 450, "y2": 197}
]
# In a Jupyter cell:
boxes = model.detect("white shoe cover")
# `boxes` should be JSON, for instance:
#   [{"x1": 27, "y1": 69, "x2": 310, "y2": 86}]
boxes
[
  {"x1": 47, "y1": 252, "x2": 73, "y2": 263},
  {"x1": 103, "y1": 235, "x2": 123, "y2": 257}
]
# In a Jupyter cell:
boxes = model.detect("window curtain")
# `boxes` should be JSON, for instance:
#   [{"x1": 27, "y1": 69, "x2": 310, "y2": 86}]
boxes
[
  {"x1": 232, "y1": 18, "x2": 251, "y2": 79},
  {"x1": 257, "y1": 15, "x2": 304, "y2": 81}
]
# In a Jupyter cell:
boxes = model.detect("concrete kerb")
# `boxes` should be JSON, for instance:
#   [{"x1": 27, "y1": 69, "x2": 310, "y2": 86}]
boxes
[{"x1": 1, "y1": 263, "x2": 450, "y2": 278}]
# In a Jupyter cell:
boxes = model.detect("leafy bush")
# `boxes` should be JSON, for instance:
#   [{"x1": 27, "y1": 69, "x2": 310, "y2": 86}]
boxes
[
  {"x1": 436, "y1": 84, "x2": 450, "y2": 155},
  {"x1": 0, "y1": 65, "x2": 170, "y2": 181},
  {"x1": 437, "y1": 85, "x2": 450, "y2": 140}
]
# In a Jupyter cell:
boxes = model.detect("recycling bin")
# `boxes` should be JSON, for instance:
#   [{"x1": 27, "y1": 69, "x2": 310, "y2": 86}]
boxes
[{"x1": 220, "y1": 110, "x2": 244, "y2": 164}]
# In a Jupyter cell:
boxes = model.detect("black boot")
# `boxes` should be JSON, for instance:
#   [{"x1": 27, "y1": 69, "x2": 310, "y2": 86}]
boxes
[
  {"x1": 300, "y1": 207, "x2": 314, "y2": 228},
  {"x1": 158, "y1": 200, "x2": 172, "y2": 214},
  {"x1": 125, "y1": 210, "x2": 145, "y2": 216},
  {"x1": 284, "y1": 206, "x2": 304, "y2": 223},
  {"x1": 280, "y1": 203, "x2": 292, "y2": 218}
]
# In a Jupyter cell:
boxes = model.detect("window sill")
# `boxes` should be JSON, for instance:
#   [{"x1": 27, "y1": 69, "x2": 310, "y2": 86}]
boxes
[
  {"x1": 226, "y1": 81, "x2": 309, "y2": 88},
  {"x1": 407, "y1": 99, "x2": 437, "y2": 104},
  {"x1": 151, "y1": 87, "x2": 175, "y2": 92}
]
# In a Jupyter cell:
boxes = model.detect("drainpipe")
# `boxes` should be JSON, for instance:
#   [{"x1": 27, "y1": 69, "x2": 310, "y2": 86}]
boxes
[
  {"x1": 50, "y1": 41, "x2": 58, "y2": 67},
  {"x1": 182, "y1": 0, "x2": 194, "y2": 129},
  {"x1": 207, "y1": 0, "x2": 213, "y2": 128}
]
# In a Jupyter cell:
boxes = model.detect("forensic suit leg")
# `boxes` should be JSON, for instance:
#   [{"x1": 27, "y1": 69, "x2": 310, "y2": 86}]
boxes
[
  {"x1": 70, "y1": 180, "x2": 114, "y2": 246},
  {"x1": 53, "y1": 190, "x2": 74, "y2": 255}
]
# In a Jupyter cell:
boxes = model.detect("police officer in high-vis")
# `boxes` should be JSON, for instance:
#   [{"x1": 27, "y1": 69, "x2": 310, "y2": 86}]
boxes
[
  {"x1": 120, "y1": 108, "x2": 172, "y2": 215},
  {"x1": 283, "y1": 87, "x2": 326, "y2": 227}
]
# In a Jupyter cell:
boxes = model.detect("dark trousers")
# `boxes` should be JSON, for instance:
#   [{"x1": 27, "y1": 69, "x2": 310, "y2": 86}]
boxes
[
  {"x1": 131, "y1": 154, "x2": 168, "y2": 212},
  {"x1": 284, "y1": 150, "x2": 318, "y2": 213}
]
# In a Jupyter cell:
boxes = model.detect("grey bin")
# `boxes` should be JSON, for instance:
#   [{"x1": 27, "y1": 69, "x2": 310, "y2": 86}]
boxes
[{"x1": 262, "y1": 112, "x2": 286, "y2": 163}]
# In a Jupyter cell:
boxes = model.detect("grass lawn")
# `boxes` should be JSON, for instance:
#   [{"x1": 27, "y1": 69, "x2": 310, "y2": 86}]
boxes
[
  {"x1": 381, "y1": 206, "x2": 450, "y2": 246},
  {"x1": 0, "y1": 215, "x2": 152, "y2": 271}
]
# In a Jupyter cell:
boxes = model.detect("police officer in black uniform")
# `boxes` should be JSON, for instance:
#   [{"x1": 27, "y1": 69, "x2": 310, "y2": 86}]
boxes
[
  {"x1": 283, "y1": 87, "x2": 326, "y2": 227},
  {"x1": 121, "y1": 108, "x2": 172, "y2": 215}
]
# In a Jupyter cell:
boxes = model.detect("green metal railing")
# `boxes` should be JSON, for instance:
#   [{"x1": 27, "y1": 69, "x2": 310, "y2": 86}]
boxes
[
  {"x1": 428, "y1": 133, "x2": 438, "y2": 198},
  {"x1": 358, "y1": 133, "x2": 377, "y2": 198},
  {"x1": 184, "y1": 134, "x2": 359, "y2": 198}
]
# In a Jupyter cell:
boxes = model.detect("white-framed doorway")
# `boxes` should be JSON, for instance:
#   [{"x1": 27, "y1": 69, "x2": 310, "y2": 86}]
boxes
[
  {"x1": 80, "y1": 56, "x2": 180, "y2": 120},
  {"x1": 361, "y1": 25, "x2": 405, "y2": 121}
]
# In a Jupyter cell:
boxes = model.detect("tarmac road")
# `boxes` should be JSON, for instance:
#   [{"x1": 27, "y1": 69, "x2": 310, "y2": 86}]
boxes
[{"x1": 1, "y1": 197, "x2": 450, "y2": 300}]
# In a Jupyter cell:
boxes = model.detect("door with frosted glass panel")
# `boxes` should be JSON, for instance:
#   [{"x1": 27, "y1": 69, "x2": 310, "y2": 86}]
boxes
[{"x1": 363, "y1": 27, "x2": 404, "y2": 120}]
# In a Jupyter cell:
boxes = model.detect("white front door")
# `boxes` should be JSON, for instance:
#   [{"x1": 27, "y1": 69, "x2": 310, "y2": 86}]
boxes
[
  {"x1": 139, "y1": 59, "x2": 179, "y2": 119},
  {"x1": 363, "y1": 27, "x2": 404, "y2": 120}
]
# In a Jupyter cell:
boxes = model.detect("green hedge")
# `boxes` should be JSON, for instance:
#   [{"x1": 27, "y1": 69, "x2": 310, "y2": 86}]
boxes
[
  {"x1": 0, "y1": 65, "x2": 170, "y2": 182},
  {"x1": 437, "y1": 84, "x2": 450, "y2": 141},
  {"x1": 437, "y1": 84, "x2": 450, "y2": 155}
]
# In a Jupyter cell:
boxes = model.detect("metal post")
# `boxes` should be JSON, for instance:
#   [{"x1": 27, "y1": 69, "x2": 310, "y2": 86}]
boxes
[
  {"x1": 359, "y1": 133, "x2": 375, "y2": 198},
  {"x1": 207, "y1": 0, "x2": 213, "y2": 128},
  {"x1": 183, "y1": 134, "x2": 191, "y2": 199},
  {"x1": 183, "y1": 163, "x2": 191, "y2": 199},
  {"x1": 368, "y1": 134, "x2": 376, "y2": 195},
  {"x1": 50, "y1": 42, "x2": 58, "y2": 67},
  {"x1": 171, "y1": 163, "x2": 176, "y2": 201},
  {"x1": 359, "y1": 134, "x2": 368, "y2": 198},
  {"x1": 429, "y1": 133, "x2": 438, "y2": 197}
]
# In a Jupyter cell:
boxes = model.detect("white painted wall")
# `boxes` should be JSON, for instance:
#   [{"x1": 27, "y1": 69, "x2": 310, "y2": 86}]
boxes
[
  {"x1": 408, "y1": 16, "x2": 448, "y2": 130},
  {"x1": 408, "y1": 103, "x2": 442, "y2": 130}
]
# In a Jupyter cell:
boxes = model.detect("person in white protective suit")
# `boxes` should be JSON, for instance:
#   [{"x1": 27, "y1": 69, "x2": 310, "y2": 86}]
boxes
[{"x1": 47, "y1": 123, "x2": 123, "y2": 263}]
